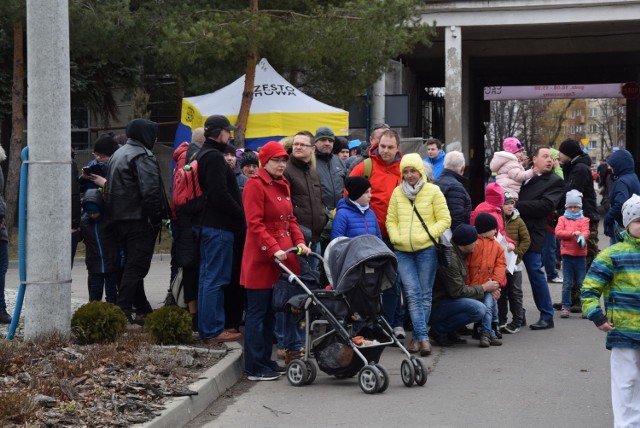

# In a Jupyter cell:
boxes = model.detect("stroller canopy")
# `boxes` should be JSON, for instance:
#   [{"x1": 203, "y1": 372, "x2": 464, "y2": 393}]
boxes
[{"x1": 325, "y1": 235, "x2": 397, "y2": 294}]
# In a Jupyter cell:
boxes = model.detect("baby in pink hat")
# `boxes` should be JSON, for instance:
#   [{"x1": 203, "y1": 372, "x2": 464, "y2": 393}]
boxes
[{"x1": 489, "y1": 137, "x2": 534, "y2": 199}]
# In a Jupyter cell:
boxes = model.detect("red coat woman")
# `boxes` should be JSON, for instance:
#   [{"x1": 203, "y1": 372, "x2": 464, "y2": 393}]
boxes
[{"x1": 240, "y1": 141, "x2": 310, "y2": 381}]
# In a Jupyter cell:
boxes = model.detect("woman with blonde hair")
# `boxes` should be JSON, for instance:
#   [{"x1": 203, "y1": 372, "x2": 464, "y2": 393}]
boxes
[{"x1": 386, "y1": 153, "x2": 451, "y2": 356}]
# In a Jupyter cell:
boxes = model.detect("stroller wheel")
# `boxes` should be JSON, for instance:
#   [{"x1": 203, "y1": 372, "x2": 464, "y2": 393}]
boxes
[
  {"x1": 305, "y1": 361, "x2": 317, "y2": 385},
  {"x1": 400, "y1": 359, "x2": 416, "y2": 387},
  {"x1": 411, "y1": 357, "x2": 427, "y2": 386},
  {"x1": 358, "y1": 365, "x2": 382, "y2": 394},
  {"x1": 374, "y1": 364, "x2": 389, "y2": 393},
  {"x1": 287, "y1": 360, "x2": 308, "y2": 387}
]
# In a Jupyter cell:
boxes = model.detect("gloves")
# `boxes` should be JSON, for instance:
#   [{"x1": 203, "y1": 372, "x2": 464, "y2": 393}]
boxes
[{"x1": 576, "y1": 235, "x2": 586, "y2": 248}]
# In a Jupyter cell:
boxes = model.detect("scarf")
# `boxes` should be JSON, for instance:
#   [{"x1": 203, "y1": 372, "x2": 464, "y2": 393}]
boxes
[
  {"x1": 349, "y1": 199, "x2": 370, "y2": 214},
  {"x1": 564, "y1": 209, "x2": 584, "y2": 220},
  {"x1": 401, "y1": 178, "x2": 424, "y2": 201}
]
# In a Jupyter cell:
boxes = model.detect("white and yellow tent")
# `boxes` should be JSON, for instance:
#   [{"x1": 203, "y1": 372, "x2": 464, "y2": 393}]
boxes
[{"x1": 174, "y1": 58, "x2": 349, "y2": 150}]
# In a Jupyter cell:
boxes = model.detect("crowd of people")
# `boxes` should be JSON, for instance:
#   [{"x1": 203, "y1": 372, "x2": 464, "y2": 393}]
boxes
[{"x1": 2, "y1": 116, "x2": 638, "y2": 422}]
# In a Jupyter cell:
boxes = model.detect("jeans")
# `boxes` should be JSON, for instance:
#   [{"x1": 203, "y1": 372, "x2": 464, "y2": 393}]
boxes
[
  {"x1": 0, "y1": 241, "x2": 7, "y2": 312},
  {"x1": 245, "y1": 289, "x2": 279, "y2": 376},
  {"x1": 561, "y1": 255, "x2": 586, "y2": 308},
  {"x1": 498, "y1": 271, "x2": 524, "y2": 326},
  {"x1": 522, "y1": 251, "x2": 554, "y2": 321},
  {"x1": 543, "y1": 229, "x2": 559, "y2": 280},
  {"x1": 430, "y1": 298, "x2": 487, "y2": 336},
  {"x1": 275, "y1": 312, "x2": 304, "y2": 352},
  {"x1": 197, "y1": 226, "x2": 234, "y2": 339},
  {"x1": 88, "y1": 272, "x2": 118, "y2": 303},
  {"x1": 480, "y1": 292, "x2": 498, "y2": 336},
  {"x1": 114, "y1": 220, "x2": 157, "y2": 315},
  {"x1": 395, "y1": 246, "x2": 437, "y2": 341}
]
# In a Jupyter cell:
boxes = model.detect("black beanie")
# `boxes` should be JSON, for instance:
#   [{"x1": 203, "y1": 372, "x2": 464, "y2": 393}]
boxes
[
  {"x1": 223, "y1": 144, "x2": 237, "y2": 155},
  {"x1": 558, "y1": 139, "x2": 583, "y2": 160},
  {"x1": 474, "y1": 212, "x2": 498, "y2": 234},
  {"x1": 93, "y1": 134, "x2": 119, "y2": 157},
  {"x1": 239, "y1": 150, "x2": 259, "y2": 168},
  {"x1": 345, "y1": 176, "x2": 371, "y2": 201},
  {"x1": 451, "y1": 224, "x2": 477, "y2": 246}
]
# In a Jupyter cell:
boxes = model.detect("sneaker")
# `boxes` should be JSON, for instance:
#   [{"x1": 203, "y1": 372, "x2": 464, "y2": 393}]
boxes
[
  {"x1": 569, "y1": 305, "x2": 582, "y2": 314},
  {"x1": 549, "y1": 276, "x2": 563, "y2": 284},
  {"x1": 0, "y1": 310, "x2": 11, "y2": 324},
  {"x1": 272, "y1": 365, "x2": 287, "y2": 374},
  {"x1": 503, "y1": 323, "x2": 521, "y2": 334},
  {"x1": 479, "y1": 333, "x2": 491, "y2": 348},
  {"x1": 247, "y1": 372, "x2": 281, "y2": 381},
  {"x1": 560, "y1": 308, "x2": 570, "y2": 318},
  {"x1": 393, "y1": 326, "x2": 406, "y2": 339},
  {"x1": 489, "y1": 335, "x2": 503, "y2": 346}
]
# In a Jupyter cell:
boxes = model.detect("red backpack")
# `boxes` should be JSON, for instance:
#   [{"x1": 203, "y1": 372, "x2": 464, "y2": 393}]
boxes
[{"x1": 171, "y1": 148, "x2": 211, "y2": 216}]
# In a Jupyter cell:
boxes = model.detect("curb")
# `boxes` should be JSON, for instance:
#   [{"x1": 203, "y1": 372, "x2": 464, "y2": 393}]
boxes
[{"x1": 138, "y1": 342, "x2": 244, "y2": 428}]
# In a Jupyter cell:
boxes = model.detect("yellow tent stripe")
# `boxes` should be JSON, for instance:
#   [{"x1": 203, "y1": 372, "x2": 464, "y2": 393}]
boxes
[{"x1": 180, "y1": 102, "x2": 349, "y2": 137}]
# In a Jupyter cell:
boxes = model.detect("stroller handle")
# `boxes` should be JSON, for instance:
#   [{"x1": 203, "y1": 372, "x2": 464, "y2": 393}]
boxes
[{"x1": 274, "y1": 247, "x2": 325, "y2": 265}]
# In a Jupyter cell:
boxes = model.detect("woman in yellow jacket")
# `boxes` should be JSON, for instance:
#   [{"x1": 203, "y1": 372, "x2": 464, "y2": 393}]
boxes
[{"x1": 386, "y1": 153, "x2": 451, "y2": 356}]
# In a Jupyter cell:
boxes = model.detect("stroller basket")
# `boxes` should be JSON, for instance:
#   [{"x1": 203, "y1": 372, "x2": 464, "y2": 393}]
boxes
[{"x1": 313, "y1": 327, "x2": 388, "y2": 377}]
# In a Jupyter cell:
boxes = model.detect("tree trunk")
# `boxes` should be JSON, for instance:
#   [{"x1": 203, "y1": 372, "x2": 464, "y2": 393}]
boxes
[
  {"x1": 6, "y1": 21, "x2": 25, "y2": 235},
  {"x1": 234, "y1": 0, "x2": 259, "y2": 148}
]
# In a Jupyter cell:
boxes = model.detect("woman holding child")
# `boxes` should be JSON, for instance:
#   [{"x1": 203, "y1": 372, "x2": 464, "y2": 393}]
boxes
[{"x1": 386, "y1": 153, "x2": 451, "y2": 356}]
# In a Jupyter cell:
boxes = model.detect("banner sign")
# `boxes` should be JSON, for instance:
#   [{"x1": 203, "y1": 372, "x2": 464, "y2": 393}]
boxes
[{"x1": 484, "y1": 83, "x2": 624, "y2": 100}]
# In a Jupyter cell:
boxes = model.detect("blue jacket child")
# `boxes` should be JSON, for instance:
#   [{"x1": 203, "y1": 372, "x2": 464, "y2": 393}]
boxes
[
  {"x1": 79, "y1": 189, "x2": 121, "y2": 303},
  {"x1": 604, "y1": 149, "x2": 640, "y2": 242},
  {"x1": 331, "y1": 176, "x2": 382, "y2": 240}
]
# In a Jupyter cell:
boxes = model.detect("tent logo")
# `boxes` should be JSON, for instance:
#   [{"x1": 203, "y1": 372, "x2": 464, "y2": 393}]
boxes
[
  {"x1": 186, "y1": 106, "x2": 195, "y2": 123},
  {"x1": 254, "y1": 84, "x2": 297, "y2": 97}
]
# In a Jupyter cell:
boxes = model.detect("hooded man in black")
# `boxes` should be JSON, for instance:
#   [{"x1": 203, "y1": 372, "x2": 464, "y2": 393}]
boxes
[{"x1": 105, "y1": 118, "x2": 168, "y2": 324}]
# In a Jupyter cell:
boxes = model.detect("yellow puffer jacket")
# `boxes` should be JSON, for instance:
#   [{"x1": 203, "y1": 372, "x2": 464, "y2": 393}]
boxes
[{"x1": 386, "y1": 153, "x2": 451, "y2": 252}]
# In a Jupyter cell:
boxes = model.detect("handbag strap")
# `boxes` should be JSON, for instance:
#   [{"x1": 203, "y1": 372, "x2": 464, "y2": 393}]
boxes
[{"x1": 409, "y1": 199, "x2": 439, "y2": 247}]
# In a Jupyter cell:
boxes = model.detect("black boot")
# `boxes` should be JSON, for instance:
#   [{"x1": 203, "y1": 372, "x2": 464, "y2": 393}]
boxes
[
  {"x1": 471, "y1": 323, "x2": 481, "y2": 340},
  {"x1": 492, "y1": 322, "x2": 502, "y2": 339},
  {"x1": 0, "y1": 309, "x2": 11, "y2": 324}
]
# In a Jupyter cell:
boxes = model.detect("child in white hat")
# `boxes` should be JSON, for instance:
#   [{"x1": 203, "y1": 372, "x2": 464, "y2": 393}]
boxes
[
  {"x1": 555, "y1": 190, "x2": 590, "y2": 318},
  {"x1": 582, "y1": 194, "x2": 640, "y2": 427}
]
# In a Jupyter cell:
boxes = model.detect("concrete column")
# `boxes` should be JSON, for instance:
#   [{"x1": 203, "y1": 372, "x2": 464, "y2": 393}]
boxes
[
  {"x1": 371, "y1": 74, "x2": 386, "y2": 127},
  {"x1": 24, "y1": 0, "x2": 72, "y2": 339},
  {"x1": 445, "y1": 25, "x2": 463, "y2": 151}
]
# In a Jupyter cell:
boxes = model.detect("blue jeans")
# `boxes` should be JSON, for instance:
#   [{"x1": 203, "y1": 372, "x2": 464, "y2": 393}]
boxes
[
  {"x1": 562, "y1": 255, "x2": 586, "y2": 308},
  {"x1": 430, "y1": 298, "x2": 486, "y2": 336},
  {"x1": 245, "y1": 289, "x2": 279, "y2": 376},
  {"x1": 275, "y1": 312, "x2": 304, "y2": 352},
  {"x1": 481, "y1": 292, "x2": 498, "y2": 336},
  {"x1": 543, "y1": 229, "x2": 559, "y2": 280},
  {"x1": 395, "y1": 246, "x2": 437, "y2": 341},
  {"x1": 197, "y1": 226, "x2": 234, "y2": 339},
  {"x1": 0, "y1": 241, "x2": 7, "y2": 312},
  {"x1": 522, "y1": 251, "x2": 554, "y2": 321}
]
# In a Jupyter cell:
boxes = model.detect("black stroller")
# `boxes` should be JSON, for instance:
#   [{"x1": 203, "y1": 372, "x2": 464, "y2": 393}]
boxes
[{"x1": 274, "y1": 235, "x2": 427, "y2": 394}]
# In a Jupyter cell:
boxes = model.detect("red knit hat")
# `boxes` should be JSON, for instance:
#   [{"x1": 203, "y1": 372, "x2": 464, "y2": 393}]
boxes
[
  {"x1": 485, "y1": 182, "x2": 505, "y2": 207},
  {"x1": 258, "y1": 141, "x2": 289, "y2": 165}
]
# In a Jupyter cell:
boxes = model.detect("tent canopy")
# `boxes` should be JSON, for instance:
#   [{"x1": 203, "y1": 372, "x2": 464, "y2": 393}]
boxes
[{"x1": 174, "y1": 58, "x2": 349, "y2": 150}]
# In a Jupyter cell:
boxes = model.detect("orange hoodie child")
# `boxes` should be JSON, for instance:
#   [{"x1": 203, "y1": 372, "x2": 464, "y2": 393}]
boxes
[{"x1": 466, "y1": 233, "x2": 507, "y2": 287}]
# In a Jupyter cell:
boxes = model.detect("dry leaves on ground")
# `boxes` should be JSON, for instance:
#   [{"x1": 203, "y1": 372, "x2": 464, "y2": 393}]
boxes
[{"x1": 0, "y1": 329, "x2": 226, "y2": 427}]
